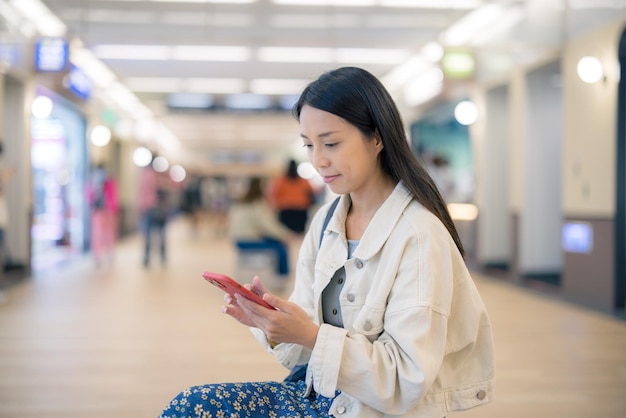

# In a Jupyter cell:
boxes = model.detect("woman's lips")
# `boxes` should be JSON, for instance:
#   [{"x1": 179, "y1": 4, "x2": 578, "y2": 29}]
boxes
[{"x1": 322, "y1": 174, "x2": 339, "y2": 184}]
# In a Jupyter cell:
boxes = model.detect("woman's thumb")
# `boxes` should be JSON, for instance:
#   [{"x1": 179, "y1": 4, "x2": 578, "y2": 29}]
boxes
[{"x1": 251, "y1": 275, "x2": 267, "y2": 295}]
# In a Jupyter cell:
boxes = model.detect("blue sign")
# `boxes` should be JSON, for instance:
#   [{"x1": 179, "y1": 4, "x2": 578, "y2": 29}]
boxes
[
  {"x1": 67, "y1": 64, "x2": 92, "y2": 101},
  {"x1": 34, "y1": 37, "x2": 68, "y2": 72}
]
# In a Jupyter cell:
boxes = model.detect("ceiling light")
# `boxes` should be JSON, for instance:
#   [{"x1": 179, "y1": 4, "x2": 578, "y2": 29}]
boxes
[
  {"x1": 173, "y1": 46, "x2": 250, "y2": 61},
  {"x1": 70, "y1": 47, "x2": 117, "y2": 89},
  {"x1": 133, "y1": 147, "x2": 153, "y2": 168},
  {"x1": 91, "y1": 125, "x2": 112, "y2": 147},
  {"x1": 10, "y1": 0, "x2": 67, "y2": 36},
  {"x1": 454, "y1": 100, "x2": 478, "y2": 126},
  {"x1": 335, "y1": 48, "x2": 410, "y2": 64},
  {"x1": 258, "y1": 47, "x2": 333, "y2": 63},
  {"x1": 249, "y1": 79, "x2": 309, "y2": 95},
  {"x1": 421, "y1": 42, "x2": 444, "y2": 63},
  {"x1": 152, "y1": 156, "x2": 169, "y2": 173},
  {"x1": 403, "y1": 67, "x2": 443, "y2": 107},
  {"x1": 441, "y1": 4, "x2": 504, "y2": 46},
  {"x1": 577, "y1": 56, "x2": 603, "y2": 83},
  {"x1": 381, "y1": 0, "x2": 480, "y2": 8},
  {"x1": 382, "y1": 55, "x2": 429, "y2": 92},
  {"x1": 93, "y1": 45, "x2": 171, "y2": 60},
  {"x1": 152, "y1": 0, "x2": 256, "y2": 3},
  {"x1": 158, "y1": 0, "x2": 259, "y2": 4},
  {"x1": 32, "y1": 95, "x2": 53, "y2": 119},
  {"x1": 470, "y1": 5, "x2": 524, "y2": 46},
  {"x1": 169, "y1": 165, "x2": 186, "y2": 183},
  {"x1": 272, "y1": 0, "x2": 375, "y2": 6}
]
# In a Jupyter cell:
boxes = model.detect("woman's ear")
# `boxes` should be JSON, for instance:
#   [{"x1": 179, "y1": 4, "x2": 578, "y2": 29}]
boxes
[{"x1": 373, "y1": 131, "x2": 384, "y2": 151}]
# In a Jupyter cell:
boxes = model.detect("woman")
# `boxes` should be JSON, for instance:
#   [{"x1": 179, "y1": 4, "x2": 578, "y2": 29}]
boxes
[
  {"x1": 229, "y1": 177, "x2": 296, "y2": 282},
  {"x1": 268, "y1": 159, "x2": 315, "y2": 233},
  {"x1": 160, "y1": 67, "x2": 495, "y2": 417}
]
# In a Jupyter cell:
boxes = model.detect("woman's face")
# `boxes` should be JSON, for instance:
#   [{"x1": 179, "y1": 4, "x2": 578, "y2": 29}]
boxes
[{"x1": 299, "y1": 105, "x2": 384, "y2": 196}]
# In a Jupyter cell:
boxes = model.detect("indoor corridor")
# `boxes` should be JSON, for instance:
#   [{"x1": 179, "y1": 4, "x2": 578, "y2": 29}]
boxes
[{"x1": 0, "y1": 217, "x2": 625, "y2": 418}]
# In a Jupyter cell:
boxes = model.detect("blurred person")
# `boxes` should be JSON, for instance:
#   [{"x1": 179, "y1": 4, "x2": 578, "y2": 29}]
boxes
[
  {"x1": 228, "y1": 177, "x2": 298, "y2": 287},
  {"x1": 160, "y1": 67, "x2": 494, "y2": 417},
  {"x1": 180, "y1": 175, "x2": 204, "y2": 238},
  {"x1": 268, "y1": 158, "x2": 315, "y2": 233},
  {"x1": 426, "y1": 154, "x2": 456, "y2": 203},
  {"x1": 88, "y1": 163, "x2": 119, "y2": 266},
  {"x1": 137, "y1": 162, "x2": 169, "y2": 267},
  {"x1": 206, "y1": 176, "x2": 230, "y2": 237},
  {"x1": 0, "y1": 141, "x2": 14, "y2": 297}
]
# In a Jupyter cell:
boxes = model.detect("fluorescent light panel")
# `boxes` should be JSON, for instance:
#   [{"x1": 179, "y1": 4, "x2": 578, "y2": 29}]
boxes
[
  {"x1": 441, "y1": 4, "x2": 505, "y2": 46},
  {"x1": 94, "y1": 45, "x2": 170, "y2": 60},
  {"x1": 124, "y1": 77, "x2": 308, "y2": 95},
  {"x1": 257, "y1": 46, "x2": 410, "y2": 63},
  {"x1": 151, "y1": 0, "x2": 257, "y2": 4},
  {"x1": 10, "y1": 0, "x2": 67, "y2": 36},
  {"x1": 249, "y1": 79, "x2": 309, "y2": 95},
  {"x1": 93, "y1": 45, "x2": 250, "y2": 61},
  {"x1": 273, "y1": 0, "x2": 479, "y2": 8},
  {"x1": 258, "y1": 47, "x2": 333, "y2": 63},
  {"x1": 272, "y1": 0, "x2": 375, "y2": 6},
  {"x1": 173, "y1": 46, "x2": 250, "y2": 61},
  {"x1": 335, "y1": 48, "x2": 410, "y2": 64},
  {"x1": 380, "y1": 0, "x2": 480, "y2": 9}
]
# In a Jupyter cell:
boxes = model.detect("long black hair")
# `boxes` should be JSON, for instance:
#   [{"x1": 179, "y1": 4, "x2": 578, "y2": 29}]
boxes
[{"x1": 293, "y1": 67, "x2": 465, "y2": 257}]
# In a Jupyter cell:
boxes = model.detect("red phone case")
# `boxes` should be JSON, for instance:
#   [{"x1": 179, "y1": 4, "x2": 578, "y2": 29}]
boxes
[{"x1": 202, "y1": 272, "x2": 276, "y2": 310}]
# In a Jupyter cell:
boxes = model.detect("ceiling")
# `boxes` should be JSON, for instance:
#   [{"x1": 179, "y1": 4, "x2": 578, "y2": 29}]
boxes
[{"x1": 31, "y1": 0, "x2": 626, "y2": 172}]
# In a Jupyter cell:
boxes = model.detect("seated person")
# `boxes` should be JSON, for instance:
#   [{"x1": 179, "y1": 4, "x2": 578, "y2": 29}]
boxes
[{"x1": 228, "y1": 177, "x2": 297, "y2": 283}]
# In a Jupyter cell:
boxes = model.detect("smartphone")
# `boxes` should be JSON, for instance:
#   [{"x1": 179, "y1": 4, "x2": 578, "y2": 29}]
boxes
[{"x1": 202, "y1": 271, "x2": 276, "y2": 310}]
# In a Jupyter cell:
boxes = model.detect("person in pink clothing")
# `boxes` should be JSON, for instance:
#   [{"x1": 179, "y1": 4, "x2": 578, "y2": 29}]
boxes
[{"x1": 89, "y1": 163, "x2": 119, "y2": 266}]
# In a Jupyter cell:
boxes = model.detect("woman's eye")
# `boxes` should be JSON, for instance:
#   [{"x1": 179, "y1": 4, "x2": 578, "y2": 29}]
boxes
[
  {"x1": 302, "y1": 144, "x2": 313, "y2": 149},
  {"x1": 325, "y1": 142, "x2": 338, "y2": 148}
]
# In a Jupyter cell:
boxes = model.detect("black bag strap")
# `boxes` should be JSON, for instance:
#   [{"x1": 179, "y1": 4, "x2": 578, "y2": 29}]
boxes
[
  {"x1": 319, "y1": 196, "x2": 340, "y2": 248},
  {"x1": 283, "y1": 197, "x2": 340, "y2": 383}
]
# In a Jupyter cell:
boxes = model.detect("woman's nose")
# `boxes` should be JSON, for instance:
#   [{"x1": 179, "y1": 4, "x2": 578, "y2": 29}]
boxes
[{"x1": 310, "y1": 148, "x2": 328, "y2": 170}]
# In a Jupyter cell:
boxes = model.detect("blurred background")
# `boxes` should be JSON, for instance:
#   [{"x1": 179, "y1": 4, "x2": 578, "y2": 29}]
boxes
[{"x1": 0, "y1": 1, "x2": 625, "y2": 416}]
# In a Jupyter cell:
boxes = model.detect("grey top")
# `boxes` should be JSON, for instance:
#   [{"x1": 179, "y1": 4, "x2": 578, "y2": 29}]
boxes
[{"x1": 321, "y1": 239, "x2": 359, "y2": 327}]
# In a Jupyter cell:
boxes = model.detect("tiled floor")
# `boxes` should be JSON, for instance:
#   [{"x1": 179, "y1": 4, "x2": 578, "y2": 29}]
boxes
[{"x1": 0, "y1": 218, "x2": 625, "y2": 417}]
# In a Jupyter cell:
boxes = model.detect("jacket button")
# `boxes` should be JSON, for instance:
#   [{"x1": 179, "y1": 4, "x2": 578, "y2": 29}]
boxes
[
  {"x1": 336, "y1": 405, "x2": 346, "y2": 414},
  {"x1": 476, "y1": 390, "x2": 486, "y2": 400},
  {"x1": 363, "y1": 321, "x2": 372, "y2": 331},
  {"x1": 346, "y1": 293, "x2": 355, "y2": 302},
  {"x1": 355, "y1": 259, "x2": 363, "y2": 269}
]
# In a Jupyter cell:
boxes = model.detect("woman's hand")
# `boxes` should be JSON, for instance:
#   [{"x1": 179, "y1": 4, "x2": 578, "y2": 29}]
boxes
[
  {"x1": 220, "y1": 276, "x2": 267, "y2": 327},
  {"x1": 223, "y1": 276, "x2": 319, "y2": 349}
]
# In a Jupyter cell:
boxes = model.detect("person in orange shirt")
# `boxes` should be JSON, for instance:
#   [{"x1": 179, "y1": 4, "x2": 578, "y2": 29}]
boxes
[{"x1": 268, "y1": 159, "x2": 315, "y2": 233}]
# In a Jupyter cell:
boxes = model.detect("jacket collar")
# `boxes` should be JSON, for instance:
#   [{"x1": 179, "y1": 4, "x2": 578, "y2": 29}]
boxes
[{"x1": 326, "y1": 181, "x2": 413, "y2": 260}]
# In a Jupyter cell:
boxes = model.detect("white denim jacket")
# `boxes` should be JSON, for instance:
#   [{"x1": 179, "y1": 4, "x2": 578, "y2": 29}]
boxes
[{"x1": 252, "y1": 182, "x2": 495, "y2": 417}]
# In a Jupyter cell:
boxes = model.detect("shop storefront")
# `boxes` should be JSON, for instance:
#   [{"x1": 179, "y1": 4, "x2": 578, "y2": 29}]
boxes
[{"x1": 30, "y1": 85, "x2": 89, "y2": 271}]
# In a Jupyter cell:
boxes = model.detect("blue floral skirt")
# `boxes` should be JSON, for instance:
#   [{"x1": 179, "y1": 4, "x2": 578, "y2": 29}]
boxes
[{"x1": 159, "y1": 380, "x2": 338, "y2": 417}]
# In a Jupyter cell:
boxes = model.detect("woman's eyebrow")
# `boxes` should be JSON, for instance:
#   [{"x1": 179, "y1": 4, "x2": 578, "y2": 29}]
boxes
[{"x1": 300, "y1": 131, "x2": 339, "y2": 140}]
